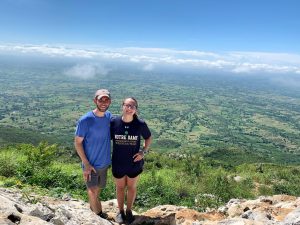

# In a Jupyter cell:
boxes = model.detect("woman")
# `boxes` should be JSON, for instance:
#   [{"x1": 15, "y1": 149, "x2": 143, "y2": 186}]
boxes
[{"x1": 110, "y1": 97, "x2": 152, "y2": 224}]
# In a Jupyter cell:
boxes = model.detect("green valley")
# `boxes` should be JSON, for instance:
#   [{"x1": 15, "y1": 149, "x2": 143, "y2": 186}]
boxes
[{"x1": 0, "y1": 59, "x2": 299, "y2": 165}]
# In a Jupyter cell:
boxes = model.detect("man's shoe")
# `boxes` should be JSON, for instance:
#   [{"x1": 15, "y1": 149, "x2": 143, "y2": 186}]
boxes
[
  {"x1": 115, "y1": 210, "x2": 126, "y2": 223},
  {"x1": 126, "y1": 209, "x2": 135, "y2": 224},
  {"x1": 97, "y1": 211, "x2": 108, "y2": 219}
]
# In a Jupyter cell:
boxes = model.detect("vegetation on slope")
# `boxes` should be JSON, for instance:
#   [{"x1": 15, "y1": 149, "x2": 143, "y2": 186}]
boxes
[{"x1": 0, "y1": 142, "x2": 299, "y2": 212}]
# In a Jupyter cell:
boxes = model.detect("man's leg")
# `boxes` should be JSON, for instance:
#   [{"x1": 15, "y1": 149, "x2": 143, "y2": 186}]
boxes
[
  {"x1": 126, "y1": 176, "x2": 139, "y2": 210},
  {"x1": 87, "y1": 186, "x2": 102, "y2": 214}
]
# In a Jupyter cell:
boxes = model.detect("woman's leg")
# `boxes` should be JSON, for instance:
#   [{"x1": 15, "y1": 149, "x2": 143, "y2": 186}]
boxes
[
  {"x1": 114, "y1": 176, "x2": 127, "y2": 211},
  {"x1": 126, "y1": 176, "x2": 139, "y2": 210}
]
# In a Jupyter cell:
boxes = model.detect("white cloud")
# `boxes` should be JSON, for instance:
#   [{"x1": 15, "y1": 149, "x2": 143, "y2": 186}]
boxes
[
  {"x1": 143, "y1": 63, "x2": 154, "y2": 71},
  {"x1": 64, "y1": 64, "x2": 109, "y2": 79},
  {"x1": 1, "y1": 44, "x2": 300, "y2": 75},
  {"x1": 0, "y1": 44, "x2": 98, "y2": 58}
]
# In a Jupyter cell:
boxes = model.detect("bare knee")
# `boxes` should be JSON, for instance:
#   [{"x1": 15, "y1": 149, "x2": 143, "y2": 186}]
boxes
[
  {"x1": 127, "y1": 184, "x2": 137, "y2": 192},
  {"x1": 115, "y1": 177, "x2": 126, "y2": 191},
  {"x1": 116, "y1": 184, "x2": 126, "y2": 192},
  {"x1": 87, "y1": 186, "x2": 99, "y2": 198}
]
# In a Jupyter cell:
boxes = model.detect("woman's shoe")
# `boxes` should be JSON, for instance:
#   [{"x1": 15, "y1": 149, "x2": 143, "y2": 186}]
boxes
[
  {"x1": 126, "y1": 209, "x2": 135, "y2": 224},
  {"x1": 115, "y1": 210, "x2": 126, "y2": 223}
]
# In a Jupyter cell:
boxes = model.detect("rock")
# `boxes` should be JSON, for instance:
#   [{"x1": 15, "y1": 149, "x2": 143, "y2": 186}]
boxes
[
  {"x1": 29, "y1": 203, "x2": 55, "y2": 221},
  {"x1": 132, "y1": 213, "x2": 176, "y2": 225},
  {"x1": 0, "y1": 188, "x2": 300, "y2": 225},
  {"x1": 61, "y1": 193, "x2": 72, "y2": 201},
  {"x1": 233, "y1": 176, "x2": 243, "y2": 182},
  {"x1": 281, "y1": 206, "x2": 300, "y2": 225},
  {"x1": 241, "y1": 210, "x2": 273, "y2": 221}
]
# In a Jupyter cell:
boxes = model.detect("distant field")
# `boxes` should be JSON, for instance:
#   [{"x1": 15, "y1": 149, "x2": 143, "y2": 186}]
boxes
[{"x1": 0, "y1": 59, "x2": 300, "y2": 164}]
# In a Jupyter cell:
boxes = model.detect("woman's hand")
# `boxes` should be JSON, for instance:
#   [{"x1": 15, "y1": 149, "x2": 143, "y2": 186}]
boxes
[{"x1": 133, "y1": 151, "x2": 144, "y2": 162}]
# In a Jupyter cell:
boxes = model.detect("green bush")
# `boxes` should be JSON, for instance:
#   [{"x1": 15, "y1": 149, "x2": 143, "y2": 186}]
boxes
[
  {"x1": 2, "y1": 177, "x2": 21, "y2": 187},
  {"x1": 274, "y1": 182, "x2": 300, "y2": 196},
  {"x1": 0, "y1": 154, "x2": 17, "y2": 177},
  {"x1": 20, "y1": 142, "x2": 58, "y2": 168},
  {"x1": 136, "y1": 170, "x2": 179, "y2": 210},
  {"x1": 28, "y1": 167, "x2": 71, "y2": 188},
  {"x1": 258, "y1": 185, "x2": 274, "y2": 196},
  {"x1": 203, "y1": 169, "x2": 233, "y2": 203},
  {"x1": 232, "y1": 177, "x2": 255, "y2": 199}
]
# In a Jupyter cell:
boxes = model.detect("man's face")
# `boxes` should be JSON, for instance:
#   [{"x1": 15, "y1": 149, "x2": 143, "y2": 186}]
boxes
[{"x1": 94, "y1": 96, "x2": 111, "y2": 112}]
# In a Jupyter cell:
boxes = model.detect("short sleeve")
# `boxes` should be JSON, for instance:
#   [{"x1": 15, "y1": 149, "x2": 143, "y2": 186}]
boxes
[
  {"x1": 105, "y1": 111, "x2": 112, "y2": 119},
  {"x1": 110, "y1": 116, "x2": 116, "y2": 139},
  {"x1": 75, "y1": 119, "x2": 88, "y2": 138},
  {"x1": 140, "y1": 121, "x2": 151, "y2": 139}
]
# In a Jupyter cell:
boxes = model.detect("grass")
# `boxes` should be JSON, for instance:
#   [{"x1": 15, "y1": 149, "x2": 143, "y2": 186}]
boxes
[{"x1": 1, "y1": 148, "x2": 300, "y2": 212}]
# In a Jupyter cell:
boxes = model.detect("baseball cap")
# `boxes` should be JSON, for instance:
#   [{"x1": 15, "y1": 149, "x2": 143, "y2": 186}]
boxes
[{"x1": 95, "y1": 89, "x2": 110, "y2": 99}]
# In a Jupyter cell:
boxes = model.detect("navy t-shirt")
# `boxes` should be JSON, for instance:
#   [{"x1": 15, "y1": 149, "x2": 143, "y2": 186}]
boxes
[{"x1": 110, "y1": 116, "x2": 151, "y2": 177}]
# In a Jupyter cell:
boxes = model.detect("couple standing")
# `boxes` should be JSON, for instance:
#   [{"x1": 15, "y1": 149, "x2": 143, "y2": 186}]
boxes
[{"x1": 74, "y1": 89, "x2": 152, "y2": 224}]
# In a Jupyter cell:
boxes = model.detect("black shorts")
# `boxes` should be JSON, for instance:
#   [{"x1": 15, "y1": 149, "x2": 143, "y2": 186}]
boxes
[{"x1": 112, "y1": 160, "x2": 144, "y2": 179}]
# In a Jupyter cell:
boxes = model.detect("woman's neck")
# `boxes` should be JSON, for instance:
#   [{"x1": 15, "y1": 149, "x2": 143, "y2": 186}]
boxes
[{"x1": 122, "y1": 115, "x2": 133, "y2": 123}]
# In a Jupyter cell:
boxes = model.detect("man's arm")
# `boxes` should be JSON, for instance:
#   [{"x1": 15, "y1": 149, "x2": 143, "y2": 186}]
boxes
[{"x1": 74, "y1": 136, "x2": 96, "y2": 181}]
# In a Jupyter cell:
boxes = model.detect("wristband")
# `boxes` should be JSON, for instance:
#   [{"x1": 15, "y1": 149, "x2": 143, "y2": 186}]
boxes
[{"x1": 139, "y1": 148, "x2": 148, "y2": 155}]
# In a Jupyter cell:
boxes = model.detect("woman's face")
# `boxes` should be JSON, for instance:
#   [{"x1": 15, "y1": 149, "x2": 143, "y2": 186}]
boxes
[{"x1": 122, "y1": 98, "x2": 137, "y2": 116}]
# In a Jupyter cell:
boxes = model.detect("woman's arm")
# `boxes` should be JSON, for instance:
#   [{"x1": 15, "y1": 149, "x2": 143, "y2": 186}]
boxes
[
  {"x1": 142, "y1": 136, "x2": 152, "y2": 152},
  {"x1": 133, "y1": 136, "x2": 152, "y2": 162}
]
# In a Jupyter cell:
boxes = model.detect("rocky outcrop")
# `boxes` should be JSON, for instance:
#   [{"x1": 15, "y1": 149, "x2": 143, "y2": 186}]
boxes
[{"x1": 0, "y1": 187, "x2": 299, "y2": 225}]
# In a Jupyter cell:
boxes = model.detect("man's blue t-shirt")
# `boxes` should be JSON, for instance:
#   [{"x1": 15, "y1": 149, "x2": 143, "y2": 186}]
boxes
[{"x1": 75, "y1": 111, "x2": 111, "y2": 169}]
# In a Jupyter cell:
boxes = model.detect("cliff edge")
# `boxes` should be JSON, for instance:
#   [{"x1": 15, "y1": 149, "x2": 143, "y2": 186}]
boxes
[{"x1": 0, "y1": 187, "x2": 299, "y2": 225}]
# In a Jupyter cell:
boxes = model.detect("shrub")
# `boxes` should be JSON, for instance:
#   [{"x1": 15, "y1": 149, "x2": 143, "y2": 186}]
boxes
[
  {"x1": 20, "y1": 142, "x2": 58, "y2": 168},
  {"x1": 0, "y1": 154, "x2": 17, "y2": 177},
  {"x1": 203, "y1": 169, "x2": 233, "y2": 203},
  {"x1": 274, "y1": 182, "x2": 300, "y2": 196},
  {"x1": 27, "y1": 167, "x2": 82, "y2": 190},
  {"x1": 232, "y1": 177, "x2": 255, "y2": 199},
  {"x1": 258, "y1": 185, "x2": 274, "y2": 196},
  {"x1": 136, "y1": 170, "x2": 179, "y2": 210}
]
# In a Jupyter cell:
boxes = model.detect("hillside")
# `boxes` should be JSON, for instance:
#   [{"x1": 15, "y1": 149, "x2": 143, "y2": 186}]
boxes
[{"x1": 1, "y1": 143, "x2": 299, "y2": 213}]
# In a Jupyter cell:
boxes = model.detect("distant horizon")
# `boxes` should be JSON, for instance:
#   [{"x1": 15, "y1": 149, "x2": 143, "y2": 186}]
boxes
[
  {"x1": 1, "y1": 0, "x2": 300, "y2": 82},
  {"x1": 1, "y1": 43, "x2": 300, "y2": 77}
]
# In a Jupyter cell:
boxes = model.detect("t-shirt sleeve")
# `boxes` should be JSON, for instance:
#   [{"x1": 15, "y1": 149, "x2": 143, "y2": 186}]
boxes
[
  {"x1": 110, "y1": 117, "x2": 115, "y2": 140},
  {"x1": 75, "y1": 119, "x2": 88, "y2": 138},
  {"x1": 106, "y1": 111, "x2": 112, "y2": 119},
  {"x1": 140, "y1": 121, "x2": 151, "y2": 139}
]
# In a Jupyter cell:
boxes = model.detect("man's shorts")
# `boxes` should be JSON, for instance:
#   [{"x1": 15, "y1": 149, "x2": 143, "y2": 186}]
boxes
[{"x1": 86, "y1": 166, "x2": 108, "y2": 189}]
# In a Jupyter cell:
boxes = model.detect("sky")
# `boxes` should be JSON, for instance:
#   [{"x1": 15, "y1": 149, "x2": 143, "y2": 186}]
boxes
[{"x1": 0, "y1": 0, "x2": 300, "y2": 76}]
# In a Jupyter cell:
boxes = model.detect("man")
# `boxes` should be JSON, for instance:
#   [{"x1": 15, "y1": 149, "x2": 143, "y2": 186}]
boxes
[{"x1": 74, "y1": 89, "x2": 112, "y2": 219}]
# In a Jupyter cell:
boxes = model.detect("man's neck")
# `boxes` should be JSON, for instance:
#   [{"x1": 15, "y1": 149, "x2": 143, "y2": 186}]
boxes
[{"x1": 93, "y1": 109, "x2": 105, "y2": 117}]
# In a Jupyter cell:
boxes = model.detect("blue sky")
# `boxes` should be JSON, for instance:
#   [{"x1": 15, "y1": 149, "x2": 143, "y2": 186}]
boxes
[{"x1": 0, "y1": 0, "x2": 300, "y2": 76}]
